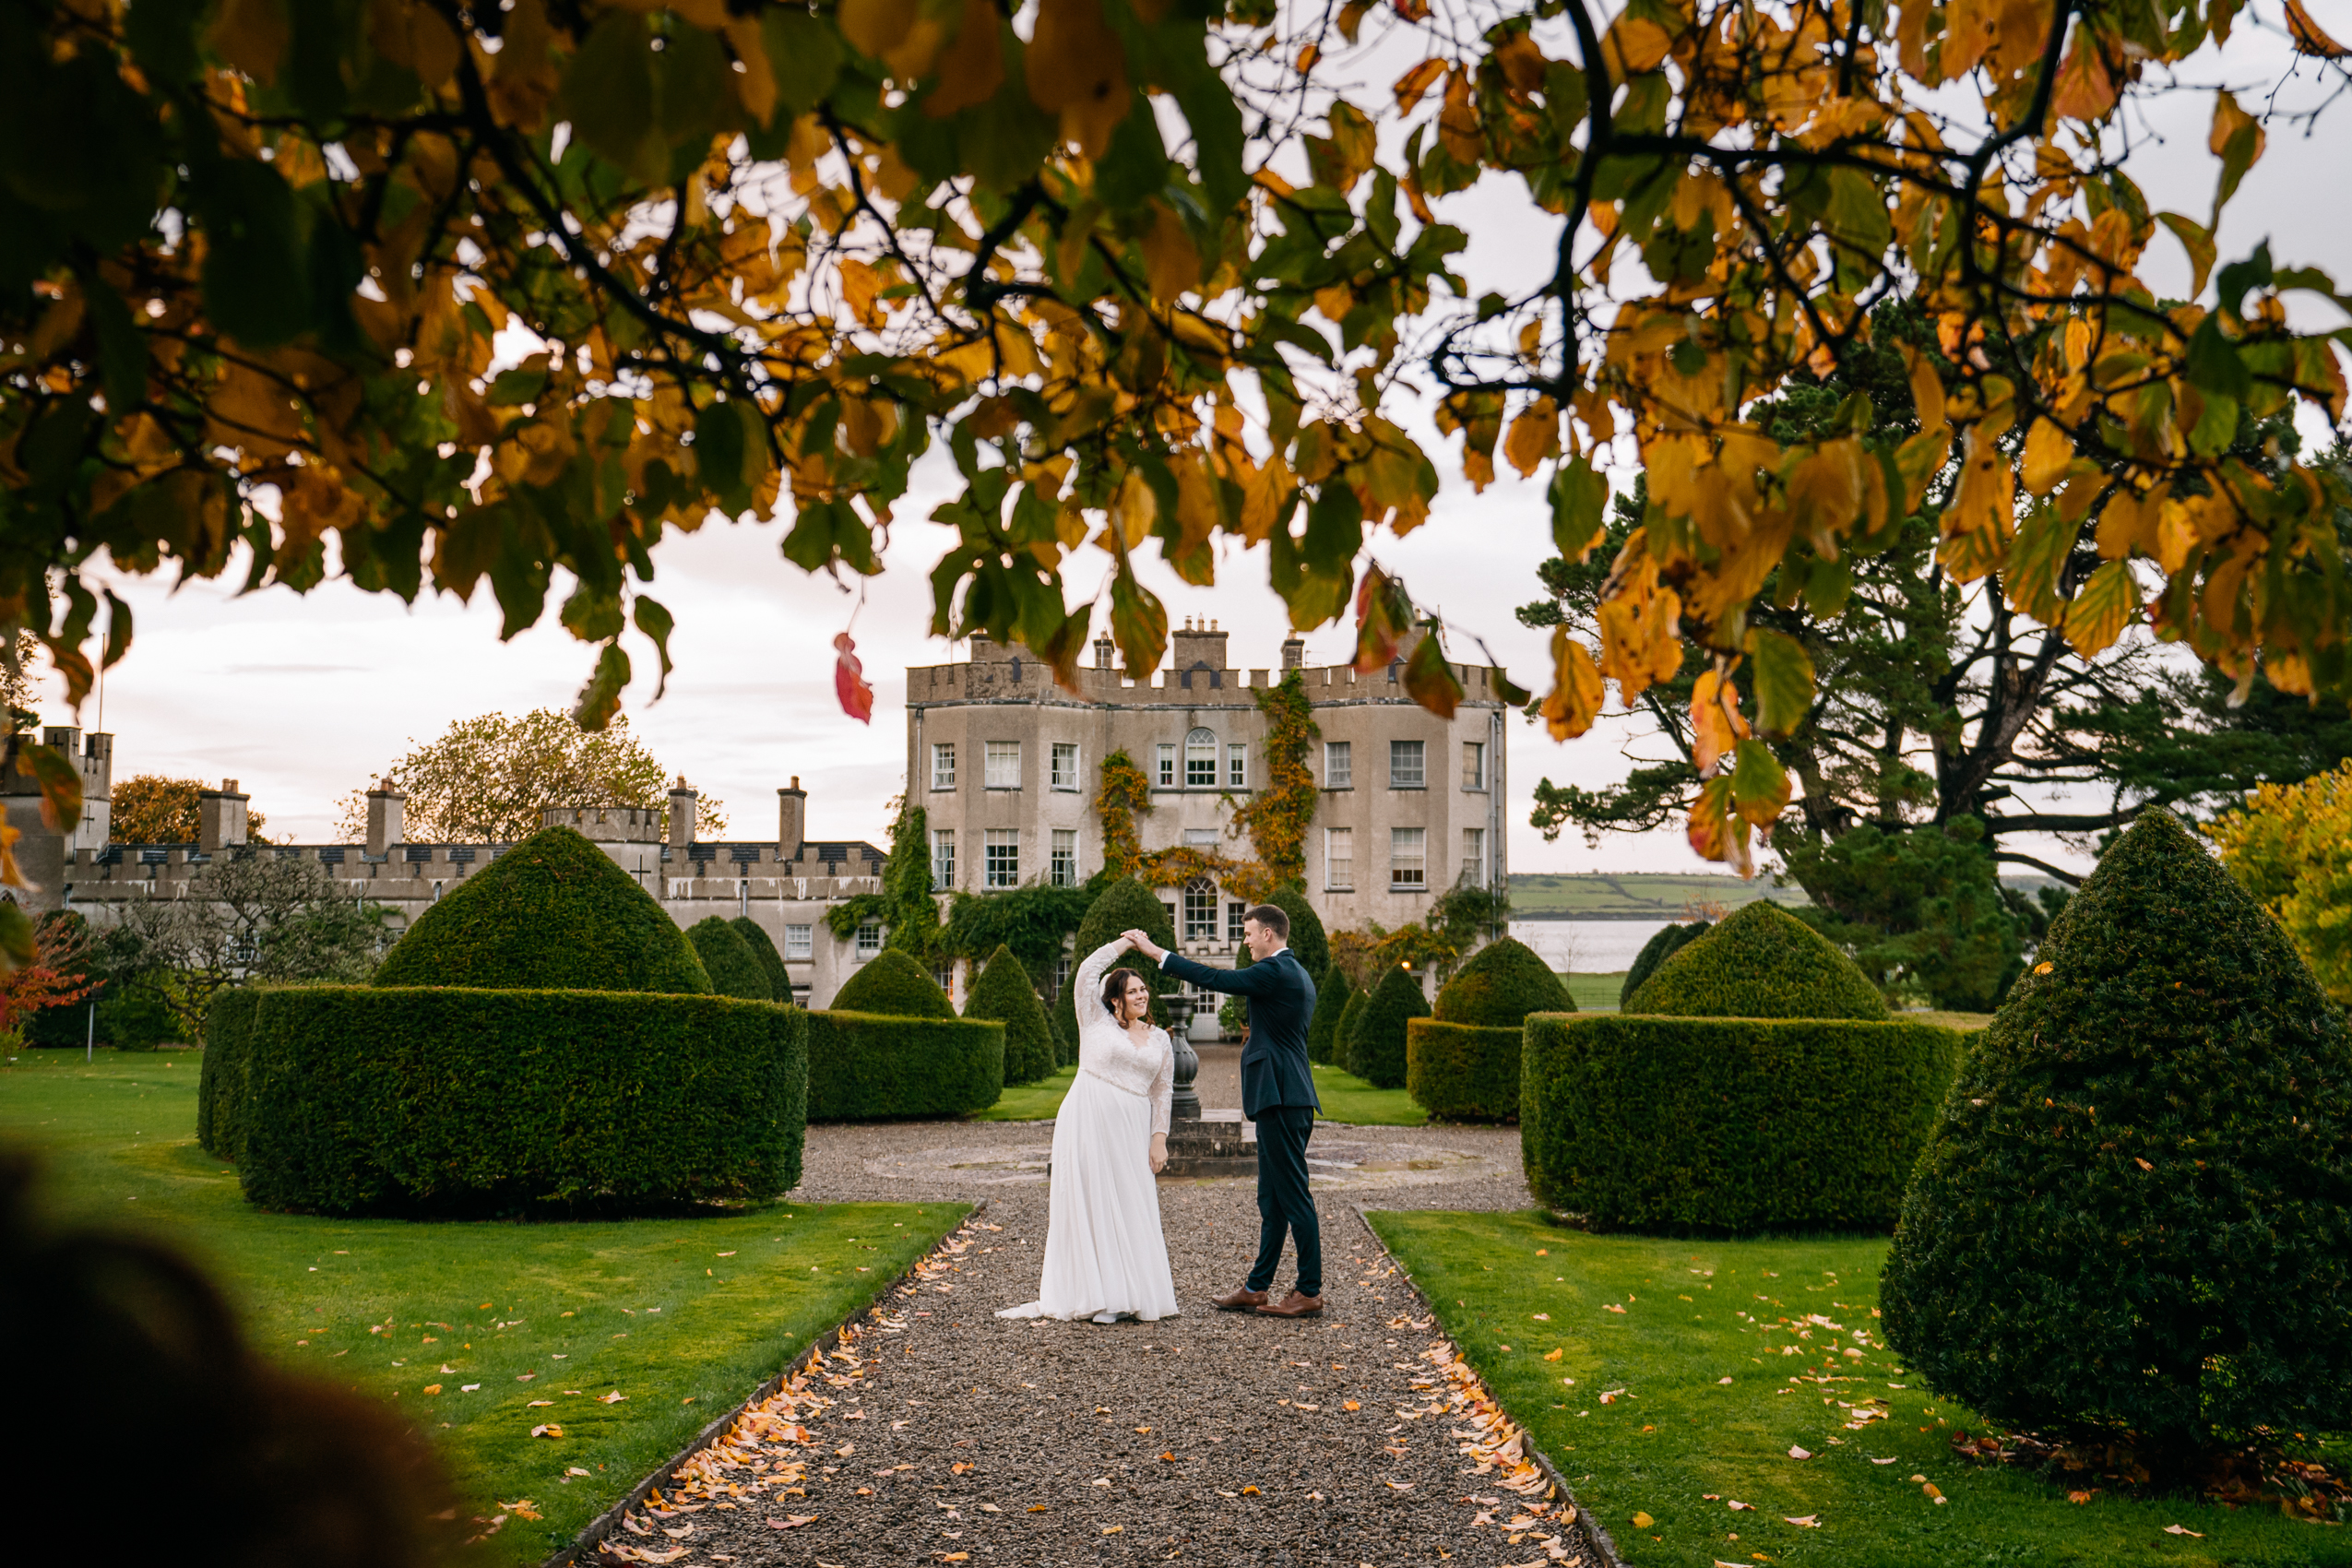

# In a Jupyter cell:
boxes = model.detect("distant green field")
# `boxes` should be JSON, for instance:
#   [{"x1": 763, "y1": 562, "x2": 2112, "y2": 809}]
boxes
[{"x1": 1507, "y1": 873, "x2": 1809, "y2": 919}]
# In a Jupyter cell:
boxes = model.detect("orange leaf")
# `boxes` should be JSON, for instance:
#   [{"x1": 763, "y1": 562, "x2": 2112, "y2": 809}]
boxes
[{"x1": 834, "y1": 632, "x2": 875, "y2": 724}]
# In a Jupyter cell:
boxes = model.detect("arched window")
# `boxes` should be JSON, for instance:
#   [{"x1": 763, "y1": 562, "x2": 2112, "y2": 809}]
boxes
[{"x1": 1185, "y1": 727, "x2": 1218, "y2": 787}]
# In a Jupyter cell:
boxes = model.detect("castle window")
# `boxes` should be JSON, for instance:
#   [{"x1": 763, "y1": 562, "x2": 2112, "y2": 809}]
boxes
[
  {"x1": 984, "y1": 741, "x2": 1021, "y2": 789},
  {"x1": 1185, "y1": 728, "x2": 1218, "y2": 787},
  {"x1": 1389, "y1": 739, "x2": 1426, "y2": 789},
  {"x1": 1051, "y1": 828, "x2": 1078, "y2": 886},
  {"x1": 1182, "y1": 877, "x2": 1218, "y2": 940},
  {"x1": 1324, "y1": 827, "x2": 1353, "y2": 891},
  {"x1": 931, "y1": 828, "x2": 956, "y2": 890},
  {"x1": 1227, "y1": 900, "x2": 1248, "y2": 942},
  {"x1": 1461, "y1": 826, "x2": 1487, "y2": 886},
  {"x1": 1051, "y1": 742, "x2": 1080, "y2": 790},
  {"x1": 1463, "y1": 741, "x2": 1488, "y2": 790},
  {"x1": 855, "y1": 921, "x2": 884, "y2": 957},
  {"x1": 931, "y1": 742, "x2": 956, "y2": 790},
  {"x1": 1156, "y1": 743, "x2": 1176, "y2": 787},
  {"x1": 1324, "y1": 741, "x2": 1352, "y2": 789},
  {"x1": 1390, "y1": 827, "x2": 1426, "y2": 889},
  {"x1": 1227, "y1": 742, "x2": 1248, "y2": 789},
  {"x1": 985, "y1": 828, "x2": 1020, "y2": 887}
]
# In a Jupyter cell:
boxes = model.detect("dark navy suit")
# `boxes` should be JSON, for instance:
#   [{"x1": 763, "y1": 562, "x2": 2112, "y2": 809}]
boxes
[{"x1": 1160, "y1": 946, "x2": 1323, "y2": 1297}]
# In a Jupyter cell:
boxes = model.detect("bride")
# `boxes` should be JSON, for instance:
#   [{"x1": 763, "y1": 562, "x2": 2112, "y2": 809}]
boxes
[{"x1": 996, "y1": 938, "x2": 1180, "y2": 1324}]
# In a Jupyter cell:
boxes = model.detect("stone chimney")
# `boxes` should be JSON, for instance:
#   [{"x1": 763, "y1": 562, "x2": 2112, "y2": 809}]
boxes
[
  {"x1": 365, "y1": 779, "x2": 405, "y2": 857},
  {"x1": 1280, "y1": 636, "x2": 1305, "y2": 671},
  {"x1": 1094, "y1": 634, "x2": 1116, "y2": 671},
  {"x1": 668, "y1": 776, "x2": 697, "y2": 849},
  {"x1": 197, "y1": 779, "x2": 249, "y2": 853},
  {"x1": 1170, "y1": 617, "x2": 1229, "y2": 687},
  {"x1": 777, "y1": 777, "x2": 806, "y2": 862}
]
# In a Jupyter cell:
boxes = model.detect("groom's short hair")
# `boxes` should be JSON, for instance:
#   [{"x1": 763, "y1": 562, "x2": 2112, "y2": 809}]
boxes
[{"x1": 1242, "y1": 904, "x2": 1289, "y2": 939}]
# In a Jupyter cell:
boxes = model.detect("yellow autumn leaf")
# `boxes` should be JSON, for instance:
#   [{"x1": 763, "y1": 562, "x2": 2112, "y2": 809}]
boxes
[
  {"x1": 2020, "y1": 417, "x2": 2073, "y2": 495},
  {"x1": 1140, "y1": 204, "x2": 1202, "y2": 304}
]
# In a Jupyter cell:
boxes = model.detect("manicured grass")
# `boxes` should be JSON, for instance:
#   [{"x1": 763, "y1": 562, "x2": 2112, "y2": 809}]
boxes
[
  {"x1": 1566, "y1": 971, "x2": 1625, "y2": 1012},
  {"x1": 1366, "y1": 1210, "x2": 2350, "y2": 1568},
  {"x1": 0, "y1": 1048, "x2": 964, "y2": 1566},
  {"x1": 1313, "y1": 1062, "x2": 1428, "y2": 1126},
  {"x1": 1508, "y1": 873, "x2": 1809, "y2": 918},
  {"x1": 969, "y1": 1063, "x2": 1078, "y2": 1122},
  {"x1": 1909, "y1": 1008, "x2": 1995, "y2": 1032}
]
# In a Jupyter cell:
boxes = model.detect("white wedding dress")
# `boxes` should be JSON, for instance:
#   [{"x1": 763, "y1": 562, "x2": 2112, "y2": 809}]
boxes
[{"x1": 996, "y1": 939, "x2": 1181, "y2": 1323}]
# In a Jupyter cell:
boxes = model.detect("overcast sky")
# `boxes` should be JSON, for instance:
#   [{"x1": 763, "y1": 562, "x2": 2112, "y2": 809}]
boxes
[{"x1": 33, "y1": 21, "x2": 2346, "y2": 873}]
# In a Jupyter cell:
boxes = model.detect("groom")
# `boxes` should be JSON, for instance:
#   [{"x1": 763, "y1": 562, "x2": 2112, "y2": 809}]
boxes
[{"x1": 1122, "y1": 906, "x2": 1324, "y2": 1318}]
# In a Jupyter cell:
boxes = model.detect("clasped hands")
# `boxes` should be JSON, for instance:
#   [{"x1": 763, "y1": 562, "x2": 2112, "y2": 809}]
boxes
[{"x1": 1119, "y1": 928, "x2": 1168, "y2": 963}]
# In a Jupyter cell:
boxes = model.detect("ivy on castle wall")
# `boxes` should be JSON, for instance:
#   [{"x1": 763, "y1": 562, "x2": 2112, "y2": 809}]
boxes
[
  {"x1": 1225, "y1": 671, "x2": 1320, "y2": 890},
  {"x1": 824, "y1": 801, "x2": 942, "y2": 958},
  {"x1": 1095, "y1": 747, "x2": 1285, "y2": 906}
]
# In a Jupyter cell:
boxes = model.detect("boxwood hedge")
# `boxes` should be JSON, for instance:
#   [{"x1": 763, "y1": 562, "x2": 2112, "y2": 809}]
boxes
[
  {"x1": 731, "y1": 917, "x2": 793, "y2": 1002},
  {"x1": 374, "y1": 826, "x2": 712, "y2": 994},
  {"x1": 1621, "y1": 919, "x2": 1710, "y2": 1006},
  {"x1": 805, "y1": 1010, "x2": 1004, "y2": 1120},
  {"x1": 963, "y1": 944, "x2": 1056, "y2": 1085},
  {"x1": 688, "y1": 916, "x2": 774, "y2": 1000},
  {"x1": 1347, "y1": 966, "x2": 1431, "y2": 1089},
  {"x1": 829, "y1": 948, "x2": 955, "y2": 1017},
  {"x1": 198, "y1": 985, "x2": 264, "y2": 1160},
  {"x1": 1522, "y1": 1013, "x2": 1966, "y2": 1232},
  {"x1": 1624, "y1": 901, "x2": 1887, "y2": 1020},
  {"x1": 1306, "y1": 964, "x2": 1353, "y2": 1064},
  {"x1": 1406, "y1": 937, "x2": 1573, "y2": 1121},
  {"x1": 234, "y1": 986, "x2": 806, "y2": 1215}
]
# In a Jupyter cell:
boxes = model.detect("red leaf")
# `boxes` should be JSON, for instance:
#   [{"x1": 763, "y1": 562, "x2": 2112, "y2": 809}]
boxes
[{"x1": 834, "y1": 632, "x2": 874, "y2": 724}]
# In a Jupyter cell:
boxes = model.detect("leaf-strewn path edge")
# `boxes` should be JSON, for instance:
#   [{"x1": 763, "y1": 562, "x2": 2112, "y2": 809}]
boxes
[{"x1": 539, "y1": 1200, "x2": 984, "y2": 1568}]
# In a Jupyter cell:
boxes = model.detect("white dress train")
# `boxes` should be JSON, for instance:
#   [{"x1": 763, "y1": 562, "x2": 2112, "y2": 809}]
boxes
[{"x1": 996, "y1": 939, "x2": 1181, "y2": 1323}]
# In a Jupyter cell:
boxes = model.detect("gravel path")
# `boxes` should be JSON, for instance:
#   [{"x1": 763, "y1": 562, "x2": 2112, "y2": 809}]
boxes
[{"x1": 603, "y1": 1119, "x2": 1596, "y2": 1568}]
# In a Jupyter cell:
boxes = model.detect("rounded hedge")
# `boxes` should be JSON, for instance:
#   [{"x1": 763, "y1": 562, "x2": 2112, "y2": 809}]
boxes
[
  {"x1": 1331, "y1": 984, "x2": 1365, "y2": 1070},
  {"x1": 1882, "y1": 809, "x2": 2352, "y2": 1454},
  {"x1": 731, "y1": 917, "x2": 793, "y2": 1002},
  {"x1": 1306, "y1": 964, "x2": 1353, "y2": 1064},
  {"x1": 1522, "y1": 1014, "x2": 1966, "y2": 1231},
  {"x1": 1347, "y1": 966, "x2": 1431, "y2": 1089},
  {"x1": 829, "y1": 948, "x2": 954, "y2": 1017},
  {"x1": 1434, "y1": 936, "x2": 1573, "y2": 1027},
  {"x1": 1625, "y1": 901, "x2": 1887, "y2": 1019},
  {"x1": 964, "y1": 944, "x2": 1056, "y2": 1086},
  {"x1": 805, "y1": 1011, "x2": 1004, "y2": 1120},
  {"x1": 688, "y1": 916, "x2": 773, "y2": 1000},
  {"x1": 1263, "y1": 885, "x2": 1330, "y2": 983},
  {"x1": 233, "y1": 986, "x2": 806, "y2": 1215},
  {"x1": 1405, "y1": 1020, "x2": 1520, "y2": 1121},
  {"x1": 1621, "y1": 920, "x2": 1710, "y2": 1006},
  {"x1": 374, "y1": 826, "x2": 712, "y2": 994}
]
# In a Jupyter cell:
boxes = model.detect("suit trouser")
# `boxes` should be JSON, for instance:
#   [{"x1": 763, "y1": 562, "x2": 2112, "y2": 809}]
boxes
[{"x1": 1246, "y1": 1105, "x2": 1321, "y2": 1298}]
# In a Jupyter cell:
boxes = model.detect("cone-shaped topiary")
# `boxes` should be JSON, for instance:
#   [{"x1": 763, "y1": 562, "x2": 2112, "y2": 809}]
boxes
[
  {"x1": 1882, "y1": 809, "x2": 2352, "y2": 1460},
  {"x1": 1621, "y1": 920, "x2": 1710, "y2": 1006},
  {"x1": 1069, "y1": 878, "x2": 1179, "y2": 1024},
  {"x1": 964, "y1": 944, "x2": 1056, "y2": 1085},
  {"x1": 1434, "y1": 936, "x2": 1574, "y2": 1027},
  {"x1": 1332, "y1": 984, "x2": 1366, "y2": 1071},
  {"x1": 374, "y1": 826, "x2": 711, "y2": 993},
  {"x1": 1625, "y1": 902, "x2": 1886, "y2": 1019},
  {"x1": 731, "y1": 917, "x2": 791, "y2": 1002},
  {"x1": 1263, "y1": 885, "x2": 1330, "y2": 982},
  {"x1": 830, "y1": 948, "x2": 955, "y2": 1018},
  {"x1": 1347, "y1": 965, "x2": 1431, "y2": 1088},
  {"x1": 1306, "y1": 964, "x2": 1354, "y2": 1064},
  {"x1": 687, "y1": 917, "x2": 773, "y2": 1000}
]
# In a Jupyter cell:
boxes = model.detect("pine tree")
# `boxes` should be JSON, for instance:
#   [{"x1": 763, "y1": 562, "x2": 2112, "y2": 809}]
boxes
[{"x1": 1881, "y1": 810, "x2": 2352, "y2": 1467}]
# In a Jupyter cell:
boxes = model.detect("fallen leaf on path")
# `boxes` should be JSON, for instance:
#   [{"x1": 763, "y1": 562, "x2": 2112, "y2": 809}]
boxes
[
  {"x1": 1384, "y1": 1480, "x2": 1413, "y2": 1491},
  {"x1": 1295, "y1": 1403, "x2": 1321, "y2": 1412},
  {"x1": 1241, "y1": 1485, "x2": 1262, "y2": 1495},
  {"x1": 1532, "y1": 1313, "x2": 1550, "y2": 1321},
  {"x1": 2163, "y1": 1525, "x2": 2203, "y2": 1537},
  {"x1": 1631, "y1": 1511, "x2": 1654, "y2": 1528},
  {"x1": 599, "y1": 1392, "x2": 627, "y2": 1404},
  {"x1": 1871, "y1": 1457, "x2": 1896, "y2": 1465},
  {"x1": 1543, "y1": 1349, "x2": 1563, "y2": 1362},
  {"x1": 660, "y1": 1525, "x2": 693, "y2": 1539},
  {"x1": 422, "y1": 1384, "x2": 443, "y2": 1396},
  {"x1": 566, "y1": 1467, "x2": 590, "y2": 1478},
  {"x1": 1091, "y1": 1478, "x2": 1111, "y2": 1488},
  {"x1": 1028, "y1": 1505, "x2": 1049, "y2": 1513},
  {"x1": 2069, "y1": 1491, "x2": 2095, "y2": 1504},
  {"x1": 951, "y1": 1462, "x2": 973, "y2": 1474},
  {"x1": 1725, "y1": 1500, "x2": 1752, "y2": 1511},
  {"x1": 529, "y1": 1400, "x2": 555, "y2": 1408},
  {"x1": 1344, "y1": 1400, "x2": 1361, "y2": 1410},
  {"x1": 1160, "y1": 1452, "x2": 1178, "y2": 1462},
  {"x1": 767, "y1": 1516, "x2": 817, "y2": 1530},
  {"x1": 530, "y1": 1424, "x2": 564, "y2": 1438},
  {"x1": 1717, "y1": 1377, "x2": 1733, "y2": 1384},
  {"x1": 1604, "y1": 1304, "x2": 1626, "y2": 1314},
  {"x1": 1789, "y1": 1446, "x2": 1812, "y2": 1459},
  {"x1": 1785, "y1": 1515, "x2": 1819, "y2": 1527},
  {"x1": 1922, "y1": 1483, "x2": 1944, "y2": 1502},
  {"x1": 461, "y1": 1384, "x2": 481, "y2": 1392},
  {"x1": 1101, "y1": 1526, "x2": 1123, "y2": 1535},
  {"x1": 1598, "y1": 1389, "x2": 1625, "y2": 1405}
]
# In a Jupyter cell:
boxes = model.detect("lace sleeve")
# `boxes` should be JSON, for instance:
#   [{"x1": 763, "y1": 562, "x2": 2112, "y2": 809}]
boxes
[
  {"x1": 1071, "y1": 939, "x2": 1129, "y2": 1032},
  {"x1": 1147, "y1": 1031, "x2": 1173, "y2": 1138}
]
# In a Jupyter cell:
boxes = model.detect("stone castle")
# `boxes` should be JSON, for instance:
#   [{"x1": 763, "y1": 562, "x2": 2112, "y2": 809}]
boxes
[{"x1": 20, "y1": 624, "x2": 1507, "y2": 1018}]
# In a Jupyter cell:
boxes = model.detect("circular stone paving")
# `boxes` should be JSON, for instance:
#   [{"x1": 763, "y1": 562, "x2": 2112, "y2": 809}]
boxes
[{"x1": 861, "y1": 1134, "x2": 1510, "y2": 1189}]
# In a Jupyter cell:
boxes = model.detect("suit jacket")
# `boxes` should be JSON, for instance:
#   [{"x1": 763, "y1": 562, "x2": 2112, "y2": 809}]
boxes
[{"x1": 1159, "y1": 947, "x2": 1320, "y2": 1120}]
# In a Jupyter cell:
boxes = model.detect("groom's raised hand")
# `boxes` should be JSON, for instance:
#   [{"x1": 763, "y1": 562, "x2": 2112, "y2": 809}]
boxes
[{"x1": 1121, "y1": 929, "x2": 1166, "y2": 962}]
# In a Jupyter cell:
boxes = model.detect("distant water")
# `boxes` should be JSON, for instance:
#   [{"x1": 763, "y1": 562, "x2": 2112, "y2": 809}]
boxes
[{"x1": 1508, "y1": 918, "x2": 1679, "y2": 974}]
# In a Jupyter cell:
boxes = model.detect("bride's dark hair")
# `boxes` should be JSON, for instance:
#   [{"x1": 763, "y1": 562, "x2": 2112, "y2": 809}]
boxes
[{"x1": 1100, "y1": 966, "x2": 1150, "y2": 1023}]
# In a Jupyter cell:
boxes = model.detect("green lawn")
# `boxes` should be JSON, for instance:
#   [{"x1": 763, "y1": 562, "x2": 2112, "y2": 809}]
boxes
[
  {"x1": 1508, "y1": 873, "x2": 1810, "y2": 918},
  {"x1": 1567, "y1": 971, "x2": 1625, "y2": 1012},
  {"x1": 1367, "y1": 1211, "x2": 2351, "y2": 1568},
  {"x1": 0, "y1": 1048, "x2": 964, "y2": 1566},
  {"x1": 969, "y1": 1063, "x2": 1078, "y2": 1121}
]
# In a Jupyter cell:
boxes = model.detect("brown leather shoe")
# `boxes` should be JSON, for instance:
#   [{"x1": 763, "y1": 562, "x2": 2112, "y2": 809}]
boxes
[
  {"x1": 1212, "y1": 1287, "x2": 1269, "y2": 1312},
  {"x1": 1255, "y1": 1290, "x2": 1324, "y2": 1318}
]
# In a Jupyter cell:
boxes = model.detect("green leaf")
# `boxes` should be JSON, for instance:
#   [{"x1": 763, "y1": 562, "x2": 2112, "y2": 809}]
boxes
[
  {"x1": 1402, "y1": 626, "x2": 1463, "y2": 719},
  {"x1": 196, "y1": 159, "x2": 309, "y2": 346},
  {"x1": 572, "y1": 641, "x2": 631, "y2": 731},
  {"x1": 2157, "y1": 213, "x2": 2217, "y2": 300},
  {"x1": 559, "y1": 13, "x2": 661, "y2": 184},
  {"x1": 83, "y1": 276, "x2": 148, "y2": 413},
  {"x1": 560, "y1": 585, "x2": 626, "y2": 644},
  {"x1": 1728, "y1": 737, "x2": 1789, "y2": 826},
  {"x1": 764, "y1": 7, "x2": 844, "y2": 122},
  {"x1": 1301, "y1": 482, "x2": 1362, "y2": 576},
  {"x1": 1550, "y1": 454, "x2": 1607, "y2": 562},
  {"x1": 694, "y1": 398, "x2": 750, "y2": 502},
  {"x1": 1744, "y1": 627, "x2": 1815, "y2": 736},
  {"x1": 13, "y1": 740, "x2": 82, "y2": 833},
  {"x1": 635, "y1": 596, "x2": 676, "y2": 699},
  {"x1": 1110, "y1": 564, "x2": 1168, "y2": 676},
  {"x1": 1489, "y1": 666, "x2": 1533, "y2": 706},
  {"x1": 0, "y1": 902, "x2": 32, "y2": 972},
  {"x1": 2185, "y1": 314, "x2": 2252, "y2": 402}
]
